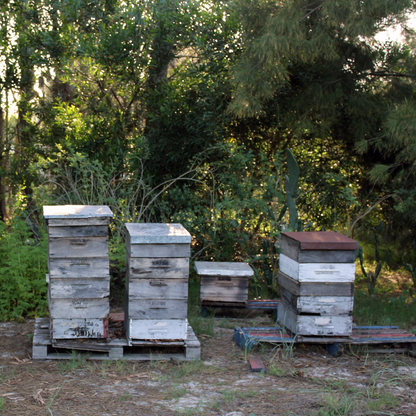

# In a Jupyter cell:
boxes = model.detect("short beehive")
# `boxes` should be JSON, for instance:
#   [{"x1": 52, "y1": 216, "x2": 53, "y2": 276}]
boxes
[
  {"x1": 124, "y1": 223, "x2": 191, "y2": 342},
  {"x1": 195, "y1": 262, "x2": 254, "y2": 306},
  {"x1": 43, "y1": 205, "x2": 113, "y2": 339},
  {"x1": 278, "y1": 231, "x2": 358, "y2": 337}
]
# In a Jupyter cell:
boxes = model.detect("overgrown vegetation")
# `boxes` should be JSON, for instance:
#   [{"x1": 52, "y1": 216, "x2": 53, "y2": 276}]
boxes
[{"x1": 0, "y1": 0, "x2": 416, "y2": 321}]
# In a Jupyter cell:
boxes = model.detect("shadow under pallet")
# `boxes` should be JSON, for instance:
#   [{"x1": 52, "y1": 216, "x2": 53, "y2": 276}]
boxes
[
  {"x1": 33, "y1": 318, "x2": 201, "y2": 361},
  {"x1": 234, "y1": 325, "x2": 416, "y2": 357}
]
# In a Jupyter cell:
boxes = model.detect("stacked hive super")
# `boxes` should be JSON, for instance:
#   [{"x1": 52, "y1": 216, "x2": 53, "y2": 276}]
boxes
[
  {"x1": 278, "y1": 231, "x2": 358, "y2": 337},
  {"x1": 44, "y1": 205, "x2": 113, "y2": 339},
  {"x1": 124, "y1": 223, "x2": 191, "y2": 344}
]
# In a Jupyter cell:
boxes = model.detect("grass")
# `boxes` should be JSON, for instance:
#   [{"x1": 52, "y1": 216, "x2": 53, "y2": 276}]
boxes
[
  {"x1": 0, "y1": 397, "x2": 4, "y2": 412},
  {"x1": 57, "y1": 351, "x2": 89, "y2": 372},
  {"x1": 315, "y1": 393, "x2": 355, "y2": 415}
]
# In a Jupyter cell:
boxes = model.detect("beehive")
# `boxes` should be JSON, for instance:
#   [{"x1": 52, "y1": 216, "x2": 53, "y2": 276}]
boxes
[
  {"x1": 195, "y1": 262, "x2": 254, "y2": 306},
  {"x1": 278, "y1": 231, "x2": 358, "y2": 336},
  {"x1": 124, "y1": 223, "x2": 191, "y2": 342},
  {"x1": 43, "y1": 205, "x2": 113, "y2": 339}
]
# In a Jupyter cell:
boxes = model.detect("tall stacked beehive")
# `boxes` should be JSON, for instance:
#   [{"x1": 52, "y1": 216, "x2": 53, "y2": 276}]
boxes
[
  {"x1": 277, "y1": 231, "x2": 357, "y2": 337},
  {"x1": 43, "y1": 205, "x2": 113, "y2": 339},
  {"x1": 124, "y1": 223, "x2": 191, "y2": 343}
]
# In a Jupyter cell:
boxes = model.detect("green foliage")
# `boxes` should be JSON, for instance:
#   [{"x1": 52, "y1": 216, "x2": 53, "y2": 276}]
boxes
[
  {"x1": 403, "y1": 240, "x2": 416, "y2": 294},
  {"x1": 285, "y1": 148, "x2": 300, "y2": 231},
  {"x1": 354, "y1": 290, "x2": 416, "y2": 328},
  {"x1": 358, "y1": 222, "x2": 384, "y2": 295},
  {"x1": 0, "y1": 217, "x2": 48, "y2": 321}
]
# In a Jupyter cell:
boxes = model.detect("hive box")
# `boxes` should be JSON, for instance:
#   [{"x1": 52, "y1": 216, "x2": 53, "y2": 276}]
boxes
[
  {"x1": 43, "y1": 205, "x2": 113, "y2": 339},
  {"x1": 124, "y1": 223, "x2": 191, "y2": 342}
]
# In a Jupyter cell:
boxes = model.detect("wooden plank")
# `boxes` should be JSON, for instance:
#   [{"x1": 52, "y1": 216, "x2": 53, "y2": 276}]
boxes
[
  {"x1": 49, "y1": 288, "x2": 109, "y2": 319},
  {"x1": 281, "y1": 231, "x2": 358, "y2": 251},
  {"x1": 127, "y1": 278, "x2": 188, "y2": 299},
  {"x1": 125, "y1": 223, "x2": 191, "y2": 244},
  {"x1": 280, "y1": 254, "x2": 355, "y2": 282},
  {"x1": 49, "y1": 257, "x2": 110, "y2": 278},
  {"x1": 49, "y1": 278, "x2": 110, "y2": 299},
  {"x1": 282, "y1": 236, "x2": 356, "y2": 263},
  {"x1": 51, "y1": 318, "x2": 108, "y2": 339},
  {"x1": 128, "y1": 243, "x2": 190, "y2": 258},
  {"x1": 49, "y1": 237, "x2": 109, "y2": 257},
  {"x1": 278, "y1": 272, "x2": 354, "y2": 296},
  {"x1": 200, "y1": 275, "x2": 249, "y2": 302},
  {"x1": 194, "y1": 261, "x2": 254, "y2": 277},
  {"x1": 127, "y1": 319, "x2": 188, "y2": 340},
  {"x1": 278, "y1": 302, "x2": 352, "y2": 336},
  {"x1": 48, "y1": 226, "x2": 109, "y2": 238},
  {"x1": 47, "y1": 217, "x2": 111, "y2": 226},
  {"x1": 43, "y1": 205, "x2": 113, "y2": 219},
  {"x1": 127, "y1": 257, "x2": 189, "y2": 279},
  {"x1": 280, "y1": 287, "x2": 353, "y2": 315},
  {"x1": 127, "y1": 299, "x2": 188, "y2": 320},
  {"x1": 249, "y1": 353, "x2": 265, "y2": 372}
]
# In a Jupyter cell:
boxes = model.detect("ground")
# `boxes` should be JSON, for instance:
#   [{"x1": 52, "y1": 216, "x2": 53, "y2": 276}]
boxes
[{"x1": 1, "y1": 314, "x2": 416, "y2": 416}]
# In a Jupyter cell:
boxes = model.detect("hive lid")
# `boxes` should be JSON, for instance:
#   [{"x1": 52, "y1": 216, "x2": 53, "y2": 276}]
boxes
[
  {"x1": 125, "y1": 223, "x2": 191, "y2": 244},
  {"x1": 281, "y1": 231, "x2": 358, "y2": 251},
  {"x1": 194, "y1": 261, "x2": 254, "y2": 277},
  {"x1": 43, "y1": 205, "x2": 113, "y2": 219}
]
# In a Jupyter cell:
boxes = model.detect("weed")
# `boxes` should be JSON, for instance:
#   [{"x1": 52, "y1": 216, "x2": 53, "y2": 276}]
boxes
[
  {"x1": 0, "y1": 397, "x2": 4, "y2": 411},
  {"x1": 367, "y1": 392, "x2": 399, "y2": 412},
  {"x1": 169, "y1": 386, "x2": 187, "y2": 400},
  {"x1": 316, "y1": 393, "x2": 355, "y2": 415},
  {"x1": 116, "y1": 359, "x2": 127, "y2": 375},
  {"x1": 269, "y1": 363, "x2": 286, "y2": 377},
  {"x1": 119, "y1": 394, "x2": 132, "y2": 402},
  {"x1": 46, "y1": 381, "x2": 66, "y2": 415},
  {"x1": 57, "y1": 351, "x2": 88, "y2": 372}
]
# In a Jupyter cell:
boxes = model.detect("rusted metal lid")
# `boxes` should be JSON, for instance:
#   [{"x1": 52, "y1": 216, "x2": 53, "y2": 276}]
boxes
[{"x1": 281, "y1": 231, "x2": 358, "y2": 251}]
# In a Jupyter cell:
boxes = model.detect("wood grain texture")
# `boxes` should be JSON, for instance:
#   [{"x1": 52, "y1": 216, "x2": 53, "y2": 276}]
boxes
[
  {"x1": 127, "y1": 319, "x2": 188, "y2": 340},
  {"x1": 278, "y1": 302, "x2": 353, "y2": 336},
  {"x1": 47, "y1": 217, "x2": 111, "y2": 227},
  {"x1": 49, "y1": 297, "x2": 110, "y2": 319},
  {"x1": 127, "y1": 299, "x2": 188, "y2": 320},
  {"x1": 49, "y1": 278, "x2": 110, "y2": 299},
  {"x1": 200, "y1": 275, "x2": 249, "y2": 302},
  {"x1": 48, "y1": 226, "x2": 109, "y2": 238},
  {"x1": 49, "y1": 237, "x2": 109, "y2": 258},
  {"x1": 127, "y1": 257, "x2": 189, "y2": 279},
  {"x1": 127, "y1": 242, "x2": 190, "y2": 258},
  {"x1": 280, "y1": 254, "x2": 356, "y2": 282},
  {"x1": 194, "y1": 261, "x2": 254, "y2": 277},
  {"x1": 127, "y1": 278, "x2": 188, "y2": 299},
  {"x1": 51, "y1": 318, "x2": 108, "y2": 339},
  {"x1": 278, "y1": 272, "x2": 355, "y2": 296},
  {"x1": 125, "y1": 223, "x2": 191, "y2": 244},
  {"x1": 280, "y1": 287, "x2": 353, "y2": 315},
  {"x1": 281, "y1": 231, "x2": 358, "y2": 251},
  {"x1": 49, "y1": 257, "x2": 110, "y2": 278},
  {"x1": 282, "y1": 237, "x2": 356, "y2": 263}
]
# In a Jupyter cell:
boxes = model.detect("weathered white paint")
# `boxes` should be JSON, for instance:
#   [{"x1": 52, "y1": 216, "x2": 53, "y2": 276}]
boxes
[
  {"x1": 49, "y1": 237, "x2": 109, "y2": 257},
  {"x1": 43, "y1": 205, "x2": 113, "y2": 219},
  {"x1": 194, "y1": 261, "x2": 254, "y2": 277},
  {"x1": 279, "y1": 254, "x2": 355, "y2": 282},
  {"x1": 278, "y1": 302, "x2": 352, "y2": 336},
  {"x1": 127, "y1": 319, "x2": 188, "y2": 341},
  {"x1": 128, "y1": 243, "x2": 191, "y2": 258},
  {"x1": 127, "y1": 278, "x2": 188, "y2": 299},
  {"x1": 127, "y1": 299, "x2": 188, "y2": 320},
  {"x1": 200, "y1": 276, "x2": 249, "y2": 302},
  {"x1": 125, "y1": 223, "x2": 191, "y2": 244},
  {"x1": 49, "y1": 278, "x2": 110, "y2": 299},
  {"x1": 51, "y1": 318, "x2": 108, "y2": 339},
  {"x1": 49, "y1": 257, "x2": 110, "y2": 278},
  {"x1": 127, "y1": 257, "x2": 189, "y2": 279}
]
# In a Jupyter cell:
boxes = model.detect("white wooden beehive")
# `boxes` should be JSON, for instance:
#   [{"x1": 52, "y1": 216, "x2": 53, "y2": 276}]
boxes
[
  {"x1": 43, "y1": 205, "x2": 113, "y2": 339},
  {"x1": 124, "y1": 223, "x2": 191, "y2": 342}
]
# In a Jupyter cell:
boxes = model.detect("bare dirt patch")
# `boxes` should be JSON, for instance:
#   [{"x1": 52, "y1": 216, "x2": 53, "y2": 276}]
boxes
[{"x1": 1, "y1": 317, "x2": 415, "y2": 415}]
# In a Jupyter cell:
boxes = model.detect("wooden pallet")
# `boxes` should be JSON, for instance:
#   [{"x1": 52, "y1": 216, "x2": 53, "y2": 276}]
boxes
[
  {"x1": 233, "y1": 325, "x2": 416, "y2": 355},
  {"x1": 33, "y1": 318, "x2": 201, "y2": 361}
]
